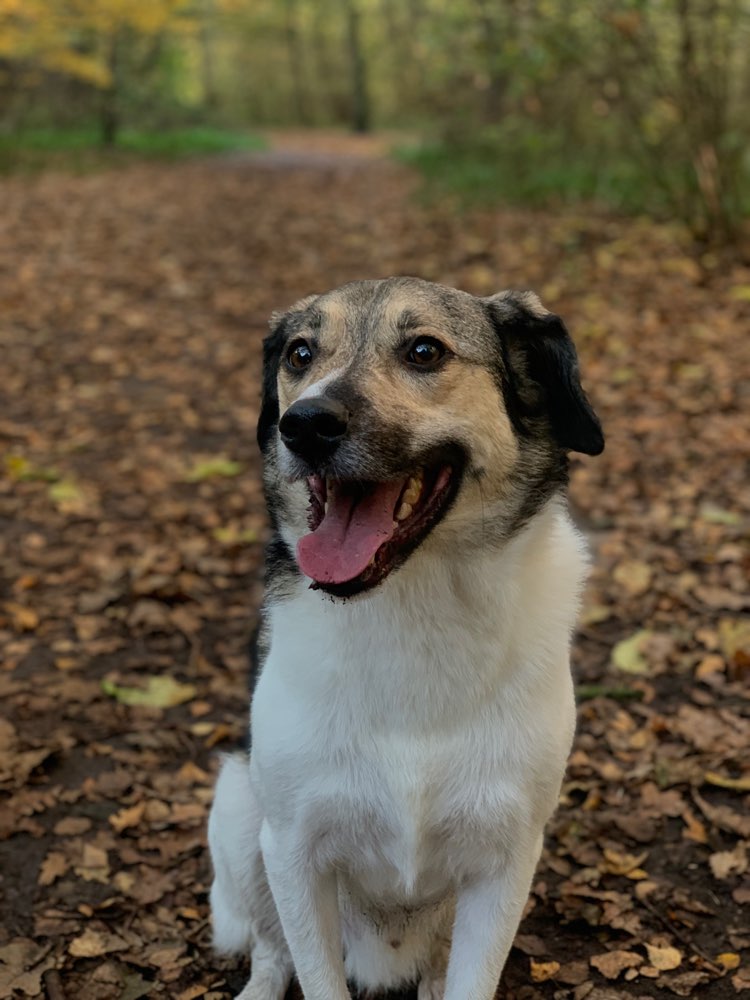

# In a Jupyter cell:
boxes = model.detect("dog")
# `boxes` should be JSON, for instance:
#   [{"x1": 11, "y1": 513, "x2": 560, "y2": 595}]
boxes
[{"x1": 208, "y1": 276, "x2": 603, "y2": 1000}]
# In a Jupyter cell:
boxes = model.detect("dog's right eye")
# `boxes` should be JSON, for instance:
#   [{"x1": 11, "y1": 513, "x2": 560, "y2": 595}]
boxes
[
  {"x1": 404, "y1": 336, "x2": 448, "y2": 370},
  {"x1": 286, "y1": 340, "x2": 314, "y2": 371}
]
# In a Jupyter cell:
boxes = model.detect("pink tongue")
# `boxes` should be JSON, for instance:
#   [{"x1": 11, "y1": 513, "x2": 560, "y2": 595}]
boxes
[{"x1": 297, "y1": 480, "x2": 404, "y2": 585}]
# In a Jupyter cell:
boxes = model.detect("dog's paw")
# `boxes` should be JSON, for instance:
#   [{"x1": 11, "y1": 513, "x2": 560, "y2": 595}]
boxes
[
  {"x1": 234, "y1": 969, "x2": 291, "y2": 1000},
  {"x1": 417, "y1": 975, "x2": 446, "y2": 1000}
]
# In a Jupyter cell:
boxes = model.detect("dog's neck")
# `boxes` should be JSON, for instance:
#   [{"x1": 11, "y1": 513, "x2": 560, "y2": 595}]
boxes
[{"x1": 267, "y1": 500, "x2": 587, "y2": 732}]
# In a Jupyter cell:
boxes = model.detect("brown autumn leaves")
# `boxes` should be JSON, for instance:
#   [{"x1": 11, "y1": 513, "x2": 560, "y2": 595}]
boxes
[{"x1": 0, "y1": 137, "x2": 748, "y2": 999}]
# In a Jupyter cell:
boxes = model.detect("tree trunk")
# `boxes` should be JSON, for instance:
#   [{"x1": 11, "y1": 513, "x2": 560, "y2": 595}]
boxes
[
  {"x1": 199, "y1": 0, "x2": 218, "y2": 111},
  {"x1": 473, "y1": 0, "x2": 508, "y2": 122},
  {"x1": 100, "y1": 32, "x2": 120, "y2": 147},
  {"x1": 345, "y1": 0, "x2": 371, "y2": 133},
  {"x1": 284, "y1": 0, "x2": 309, "y2": 125}
]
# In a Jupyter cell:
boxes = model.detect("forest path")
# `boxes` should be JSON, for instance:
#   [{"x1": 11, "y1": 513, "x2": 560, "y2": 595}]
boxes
[
  {"x1": 0, "y1": 148, "x2": 748, "y2": 999},
  {"x1": 215, "y1": 128, "x2": 400, "y2": 171}
]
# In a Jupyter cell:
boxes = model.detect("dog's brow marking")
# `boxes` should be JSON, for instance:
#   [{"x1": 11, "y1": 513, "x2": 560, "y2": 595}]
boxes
[
  {"x1": 395, "y1": 310, "x2": 424, "y2": 334},
  {"x1": 306, "y1": 310, "x2": 323, "y2": 332}
]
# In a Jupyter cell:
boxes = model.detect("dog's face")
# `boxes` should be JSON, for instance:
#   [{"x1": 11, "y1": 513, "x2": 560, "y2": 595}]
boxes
[{"x1": 259, "y1": 277, "x2": 603, "y2": 599}]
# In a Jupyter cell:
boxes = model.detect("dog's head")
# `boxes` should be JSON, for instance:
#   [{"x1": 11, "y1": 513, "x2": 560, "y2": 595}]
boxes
[{"x1": 259, "y1": 277, "x2": 603, "y2": 599}]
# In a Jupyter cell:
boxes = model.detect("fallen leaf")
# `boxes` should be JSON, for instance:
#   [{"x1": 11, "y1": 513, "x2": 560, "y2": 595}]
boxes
[
  {"x1": 109, "y1": 800, "x2": 146, "y2": 832},
  {"x1": 204, "y1": 722, "x2": 233, "y2": 748},
  {"x1": 38, "y1": 851, "x2": 68, "y2": 887},
  {"x1": 213, "y1": 525, "x2": 258, "y2": 545},
  {"x1": 514, "y1": 934, "x2": 548, "y2": 957},
  {"x1": 68, "y1": 928, "x2": 128, "y2": 958},
  {"x1": 705, "y1": 771, "x2": 750, "y2": 792},
  {"x1": 530, "y1": 959, "x2": 561, "y2": 982},
  {"x1": 127, "y1": 599, "x2": 172, "y2": 630},
  {"x1": 74, "y1": 843, "x2": 110, "y2": 883},
  {"x1": 709, "y1": 843, "x2": 748, "y2": 880},
  {"x1": 660, "y1": 970, "x2": 710, "y2": 995},
  {"x1": 0, "y1": 719, "x2": 17, "y2": 752},
  {"x1": 0, "y1": 939, "x2": 55, "y2": 996},
  {"x1": 119, "y1": 969, "x2": 153, "y2": 1000},
  {"x1": 695, "y1": 654, "x2": 725, "y2": 680},
  {"x1": 613, "y1": 559, "x2": 652, "y2": 596},
  {"x1": 580, "y1": 602, "x2": 612, "y2": 626},
  {"x1": 3, "y1": 602, "x2": 39, "y2": 632},
  {"x1": 719, "y1": 618, "x2": 750, "y2": 673},
  {"x1": 590, "y1": 950, "x2": 643, "y2": 979},
  {"x1": 184, "y1": 457, "x2": 243, "y2": 481},
  {"x1": 644, "y1": 943, "x2": 682, "y2": 971},
  {"x1": 681, "y1": 808, "x2": 708, "y2": 844},
  {"x1": 693, "y1": 790, "x2": 750, "y2": 837},
  {"x1": 53, "y1": 816, "x2": 92, "y2": 836},
  {"x1": 698, "y1": 502, "x2": 742, "y2": 524},
  {"x1": 557, "y1": 960, "x2": 590, "y2": 985},
  {"x1": 717, "y1": 953, "x2": 741, "y2": 971},
  {"x1": 176, "y1": 987, "x2": 208, "y2": 1000},
  {"x1": 4, "y1": 456, "x2": 58, "y2": 482},
  {"x1": 602, "y1": 847, "x2": 649, "y2": 878},
  {"x1": 612, "y1": 630, "x2": 653, "y2": 674},
  {"x1": 48, "y1": 478, "x2": 86, "y2": 512},
  {"x1": 101, "y1": 675, "x2": 196, "y2": 708}
]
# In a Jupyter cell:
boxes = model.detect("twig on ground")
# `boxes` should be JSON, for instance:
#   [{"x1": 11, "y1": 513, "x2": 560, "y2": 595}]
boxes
[
  {"x1": 637, "y1": 895, "x2": 722, "y2": 974},
  {"x1": 43, "y1": 969, "x2": 66, "y2": 1000}
]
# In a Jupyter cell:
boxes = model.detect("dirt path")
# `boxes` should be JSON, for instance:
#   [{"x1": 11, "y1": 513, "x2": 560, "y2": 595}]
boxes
[{"x1": 0, "y1": 133, "x2": 748, "y2": 999}]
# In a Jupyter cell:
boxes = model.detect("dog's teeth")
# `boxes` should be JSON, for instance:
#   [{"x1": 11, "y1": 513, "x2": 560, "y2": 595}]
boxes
[
  {"x1": 396, "y1": 501, "x2": 413, "y2": 521},
  {"x1": 400, "y1": 475, "x2": 422, "y2": 507}
]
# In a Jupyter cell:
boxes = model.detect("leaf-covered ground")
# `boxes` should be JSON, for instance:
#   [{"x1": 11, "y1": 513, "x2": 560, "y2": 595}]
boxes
[{"x1": 0, "y1": 133, "x2": 748, "y2": 1000}]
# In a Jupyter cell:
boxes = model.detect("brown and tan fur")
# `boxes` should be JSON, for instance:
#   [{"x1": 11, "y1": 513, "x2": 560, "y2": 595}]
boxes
[{"x1": 260, "y1": 277, "x2": 601, "y2": 574}]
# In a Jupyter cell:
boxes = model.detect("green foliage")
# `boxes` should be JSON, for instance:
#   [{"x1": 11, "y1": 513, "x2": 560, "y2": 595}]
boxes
[
  {"x1": 397, "y1": 129, "x2": 645, "y2": 213},
  {"x1": 388, "y1": 0, "x2": 750, "y2": 238},
  {"x1": 0, "y1": 126, "x2": 263, "y2": 172},
  {"x1": 397, "y1": 125, "x2": 749, "y2": 220},
  {"x1": 116, "y1": 126, "x2": 262, "y2": 156},
  {"x1": 1, "y1": 0, "x2": 748, "y2": 239}
]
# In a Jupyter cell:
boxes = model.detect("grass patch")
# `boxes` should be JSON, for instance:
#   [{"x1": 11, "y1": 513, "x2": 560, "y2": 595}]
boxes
[
  {"x1": 117, "y1": 126, "x2": 264, "y2": 157},
  {"x1": 397, "y1": 138, "x2": 648, "y2": 213},
  {"x1": 394, "y1": 117, "x2": 750, "y2": 215},
  {"x1": 0, "y1": 125, "x2": 265, "y2": 173}
]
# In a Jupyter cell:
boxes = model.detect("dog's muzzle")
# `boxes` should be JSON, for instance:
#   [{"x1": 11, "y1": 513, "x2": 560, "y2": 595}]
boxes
[{"x1": 279, "y1": 397, "x2": 350, "y2": 466}]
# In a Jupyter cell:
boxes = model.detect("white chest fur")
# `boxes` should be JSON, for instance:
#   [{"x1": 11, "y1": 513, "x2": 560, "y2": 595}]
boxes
[{"x1": 250, "y1": 502, "x2": 585, "y2": 909}]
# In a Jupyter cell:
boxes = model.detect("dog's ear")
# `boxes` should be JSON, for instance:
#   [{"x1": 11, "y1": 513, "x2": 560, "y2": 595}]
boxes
[
  {"x1": 485, "y1": 290, "x2": 604, "y2": 456},
  {"x1": 257, "y1": 295, "x2": 319, "y2": 452}
]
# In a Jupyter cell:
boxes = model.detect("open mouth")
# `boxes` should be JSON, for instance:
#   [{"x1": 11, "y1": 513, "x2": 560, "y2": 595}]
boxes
[{"x1": 296, "y1": 457, "x2": 463, "y2": 598}]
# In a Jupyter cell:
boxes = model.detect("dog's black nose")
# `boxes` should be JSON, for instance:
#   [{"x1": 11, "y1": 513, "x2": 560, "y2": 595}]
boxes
[{"x1": 279, "y1": 397, "x2": 350, "y2": 463}]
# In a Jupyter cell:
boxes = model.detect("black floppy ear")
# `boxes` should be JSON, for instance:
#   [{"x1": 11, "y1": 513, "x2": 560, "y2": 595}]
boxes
[
  {"x1": 485, "y1": 291, "x2": 604, "y2": 456},
  {"x1": 256, "y1": 319, "x2": 286, "y2": 452},
  {"x1": 257, "y1": 295, "x2": 320, "y2": 452}
]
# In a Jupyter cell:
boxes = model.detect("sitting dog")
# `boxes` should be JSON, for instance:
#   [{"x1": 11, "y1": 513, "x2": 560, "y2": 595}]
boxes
[{"x1": 208, "y1": 277, "x2": 603, "y2": 1000}]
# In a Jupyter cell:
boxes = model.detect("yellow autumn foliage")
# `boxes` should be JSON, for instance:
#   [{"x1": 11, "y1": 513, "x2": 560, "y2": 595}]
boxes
[{"x1": 0, "y1": 0, "x2": 193, "y2": 88}]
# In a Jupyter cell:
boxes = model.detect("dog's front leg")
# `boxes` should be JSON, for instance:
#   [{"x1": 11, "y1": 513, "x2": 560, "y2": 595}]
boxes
[
  {"x1": 444, "y1": 849, "x2": 540, "y2": 1000},
  {"x1": 260, "y1": 824, "x2": 351, "y2": 1000}
]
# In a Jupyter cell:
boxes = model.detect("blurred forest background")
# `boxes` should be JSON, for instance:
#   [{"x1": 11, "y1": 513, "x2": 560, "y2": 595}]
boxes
[
  {"x1": 1, "y1": 0, "x2": 749, "y2": 241},
  {"x1": 2, "y1": 3, "x2": 750, "y2": 999}
]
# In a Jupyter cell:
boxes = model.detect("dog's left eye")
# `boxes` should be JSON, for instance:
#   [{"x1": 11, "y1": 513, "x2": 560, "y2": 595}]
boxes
[
  {"x1": 286, "y1": 340, "x2": 314, "y2": 371},
  {"x1": 404, "y1": 336, "x2": 447, "y2": 370}
]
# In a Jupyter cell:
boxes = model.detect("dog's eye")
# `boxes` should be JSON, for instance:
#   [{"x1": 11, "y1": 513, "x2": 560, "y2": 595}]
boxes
[
  {"x1": 286, "y1": 340, "x2": 314, "y2": 371},
  {"x1": 405, "y1": 337, "x2": 447, "y2": 370}
]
